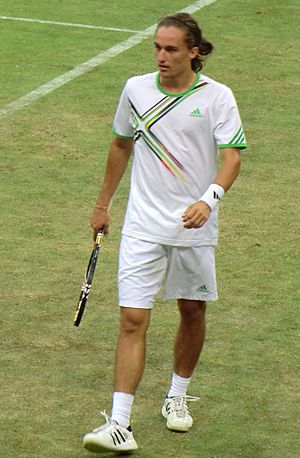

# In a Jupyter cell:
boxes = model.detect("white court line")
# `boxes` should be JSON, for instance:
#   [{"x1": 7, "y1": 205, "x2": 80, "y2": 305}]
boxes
[
  {"x1": 0, "y1": 0, "x2": 217, "y2": 119},
  {"x1": 0, "y1": 15, "x2": 140, "y2": 33}
]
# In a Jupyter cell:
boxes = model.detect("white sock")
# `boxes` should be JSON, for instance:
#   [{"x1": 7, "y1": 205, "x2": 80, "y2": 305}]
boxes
[
  {"x1": 167, "y1": 372, "x2": 191, "y2": 398},
  {"x1": 111, "y1": 392, "x2": 134, "y2": 428}
]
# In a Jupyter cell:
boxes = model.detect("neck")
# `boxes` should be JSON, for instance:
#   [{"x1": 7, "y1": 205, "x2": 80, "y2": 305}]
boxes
[{"x1": 160, "y1": 71, "x2": 197, "y2": 94}]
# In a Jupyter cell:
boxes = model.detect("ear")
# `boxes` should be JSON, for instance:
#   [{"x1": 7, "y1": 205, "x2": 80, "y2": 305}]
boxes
[{"x1": 190, "y1": 46, "x2": 199, "y2": 59}]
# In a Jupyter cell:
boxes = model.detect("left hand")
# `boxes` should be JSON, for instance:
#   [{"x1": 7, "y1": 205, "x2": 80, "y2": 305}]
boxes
[{"x1": 182, "y1": 201, "x2": 211, "y2": 229}]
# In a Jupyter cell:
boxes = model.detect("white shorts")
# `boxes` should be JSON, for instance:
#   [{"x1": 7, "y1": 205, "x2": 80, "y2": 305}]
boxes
[{"x1": 118, "y1": 235, "x2": 218, "y2": 309}]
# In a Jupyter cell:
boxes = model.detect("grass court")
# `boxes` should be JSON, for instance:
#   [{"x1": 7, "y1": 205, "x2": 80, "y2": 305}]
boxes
[{"x1": 0, "y1": 0, "x2": 299, "y2": 456}]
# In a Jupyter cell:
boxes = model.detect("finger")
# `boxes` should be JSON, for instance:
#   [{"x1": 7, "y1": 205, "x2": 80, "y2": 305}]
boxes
[
  {"x1": 92, "y1": 228, "x2": 98, "y2": 242},
  {"x1": 183, "y1": 209, "x2": 202, "y2": 224},
  {"x1": 182, "y1": 207, "x2": 197, "y2": 221},
  {"x1": 183, "y1": 214, "x2": 207, "y2": 228},
  {"x1": 182, "y1": 204, "x2": 194, "y2": 218},
  {"x1": 102, "y1": 225, "x2": 109, "y2": 236},
  {"x1": 93, "y1": 224, "x2": 109, "y2": 238}
]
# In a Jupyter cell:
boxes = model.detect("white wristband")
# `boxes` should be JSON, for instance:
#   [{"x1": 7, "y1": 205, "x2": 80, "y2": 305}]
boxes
[{"x1": 199, "y1": 184, "x2": 225, "y2": 211}]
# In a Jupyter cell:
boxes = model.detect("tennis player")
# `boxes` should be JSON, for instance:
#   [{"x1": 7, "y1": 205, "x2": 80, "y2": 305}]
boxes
[{"x1": 83, "y1": 12, "x2": 247, "y2": 453}]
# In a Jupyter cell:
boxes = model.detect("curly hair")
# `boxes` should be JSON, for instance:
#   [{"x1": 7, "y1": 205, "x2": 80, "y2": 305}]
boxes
[{"x1": 156, "y1": 13, "x2": 213, "y2": 71}]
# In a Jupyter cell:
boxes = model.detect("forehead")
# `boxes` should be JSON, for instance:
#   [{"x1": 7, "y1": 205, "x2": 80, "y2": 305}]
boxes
[{"x1": 155, "y1": 26, "x2": 187, "y2": 47}]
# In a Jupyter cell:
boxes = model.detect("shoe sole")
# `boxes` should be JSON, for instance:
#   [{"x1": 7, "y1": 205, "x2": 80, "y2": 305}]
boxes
[
  {"x1": 84, "y1": 438, "x2": 138, "y2": 453},
  {"x1": 161, "y1": 405, "x2": 192, "y2": 432}
]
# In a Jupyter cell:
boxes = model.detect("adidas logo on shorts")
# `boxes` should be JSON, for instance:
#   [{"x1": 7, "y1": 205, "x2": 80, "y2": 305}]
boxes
[{"x1": 197, "y1": 284, "x2": 209, "y2": 293}]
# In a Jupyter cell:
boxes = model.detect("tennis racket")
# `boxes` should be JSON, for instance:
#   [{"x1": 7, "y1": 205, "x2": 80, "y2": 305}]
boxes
[{"x1": 74, "y1": 230, "x2": 104, "y2": 327}]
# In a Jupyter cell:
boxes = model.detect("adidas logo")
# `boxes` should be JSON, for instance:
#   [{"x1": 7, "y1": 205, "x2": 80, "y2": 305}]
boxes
[
  {"x1": 189, "y1": 107, "x2": 202, "y2": 117},
  {"x1": 197, "y1": 284, "x2": 209, "y2": 293}
]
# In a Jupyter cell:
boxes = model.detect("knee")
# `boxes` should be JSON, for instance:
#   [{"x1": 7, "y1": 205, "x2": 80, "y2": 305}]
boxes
[
  {"x1": 119, "y1": 308, "x2": 150, "y2": 335},
  {"x1": 179, "y1": 300, "x2": 206, "y2": 324}
]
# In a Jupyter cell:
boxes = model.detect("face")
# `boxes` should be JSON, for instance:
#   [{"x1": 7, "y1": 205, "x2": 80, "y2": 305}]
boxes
[{"x1": 154, "y1": 26, "x2": 198, "y2": 80}]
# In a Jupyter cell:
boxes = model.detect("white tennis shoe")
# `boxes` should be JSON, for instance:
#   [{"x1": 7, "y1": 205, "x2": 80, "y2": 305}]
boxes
[
  {"x1": 161, "y1": 396, "x2": 199, "y2": 432},
  {"x1": 83, "y1": 411, "x2": 138, "y2": 453}
]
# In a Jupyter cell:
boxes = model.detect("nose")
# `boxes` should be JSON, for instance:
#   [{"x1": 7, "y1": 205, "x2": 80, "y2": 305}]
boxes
[{"x1": 157, "y1": 48, "x2": 167, "y2": 62}]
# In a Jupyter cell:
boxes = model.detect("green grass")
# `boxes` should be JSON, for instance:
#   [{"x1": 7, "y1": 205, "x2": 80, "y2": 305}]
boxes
[{"x1": 0, "y1": 0, "x2": 299, "y2": 457}]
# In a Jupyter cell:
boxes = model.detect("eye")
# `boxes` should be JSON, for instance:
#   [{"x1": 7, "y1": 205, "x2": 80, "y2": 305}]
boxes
[{"x1": 165, "y1": 47, "x2": 178, "y2": 53}]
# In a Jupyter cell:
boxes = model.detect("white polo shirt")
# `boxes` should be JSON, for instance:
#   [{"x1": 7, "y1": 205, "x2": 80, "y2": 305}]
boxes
[{"x1": 113, "y1": 71, "x2": 247, "y2": 246}]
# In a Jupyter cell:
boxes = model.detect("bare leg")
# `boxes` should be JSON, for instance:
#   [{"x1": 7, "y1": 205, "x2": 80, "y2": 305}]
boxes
[
  {"x1": 114, "y1": 307, "x2": 151, "y2": 394},
  {"x1": 174, "y1": 299, "x2": 206, "y2": 378}
]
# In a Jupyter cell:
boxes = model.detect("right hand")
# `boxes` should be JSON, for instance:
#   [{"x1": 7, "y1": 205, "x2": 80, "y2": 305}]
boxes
[{"x1": 90, "y1": 207, "x2": 111, "y2": 241}]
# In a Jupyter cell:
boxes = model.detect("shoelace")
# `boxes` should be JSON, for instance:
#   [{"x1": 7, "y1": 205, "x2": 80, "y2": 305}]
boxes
[
  {"x1": 100, "y1": 410, "x2": 111, "y2": 423},
  {"x1": 93, "y1": 411, "x2": 131, "y2": 446},
  {"x1": 168, "y1": 395, "x2": 199, "y2": 417},
  {"x1": 92, "y1": 410, "x2": 116, "y2": 432}
]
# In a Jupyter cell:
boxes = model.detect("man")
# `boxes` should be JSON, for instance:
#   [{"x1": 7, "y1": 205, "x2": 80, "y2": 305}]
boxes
[{"x1": 83, "y1": 12, "x2": 247, "y2": 454}]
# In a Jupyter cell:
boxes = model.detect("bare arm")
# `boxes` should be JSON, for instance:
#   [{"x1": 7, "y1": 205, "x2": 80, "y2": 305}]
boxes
[
  {"x1": 213, "y1": 147, "x2": 241, "y2": 192},
  {"x1": 182, "y1": 148, "x2": 241, "y2": 229},
  {"x1": 91, "y1": 136, "x2": 133, "y2": 238}
]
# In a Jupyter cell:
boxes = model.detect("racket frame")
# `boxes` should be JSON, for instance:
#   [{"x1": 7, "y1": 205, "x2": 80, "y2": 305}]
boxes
[{"x1": 73, "y1": 231, "x2": 104, "y2": 326}]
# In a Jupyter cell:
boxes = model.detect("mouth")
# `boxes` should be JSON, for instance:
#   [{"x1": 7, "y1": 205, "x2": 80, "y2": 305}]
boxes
[{"x1": 159, "y1": 64, "x2": 169, "y2": 71}]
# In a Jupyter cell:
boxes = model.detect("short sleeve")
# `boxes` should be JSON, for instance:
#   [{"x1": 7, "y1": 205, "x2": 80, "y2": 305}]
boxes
[
  {"x1": 213, "y1": 87, "x2": 247, "y2": 150},
  {"x1": 112, "y1": 82, "x2": 134, "y2": 140}
]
